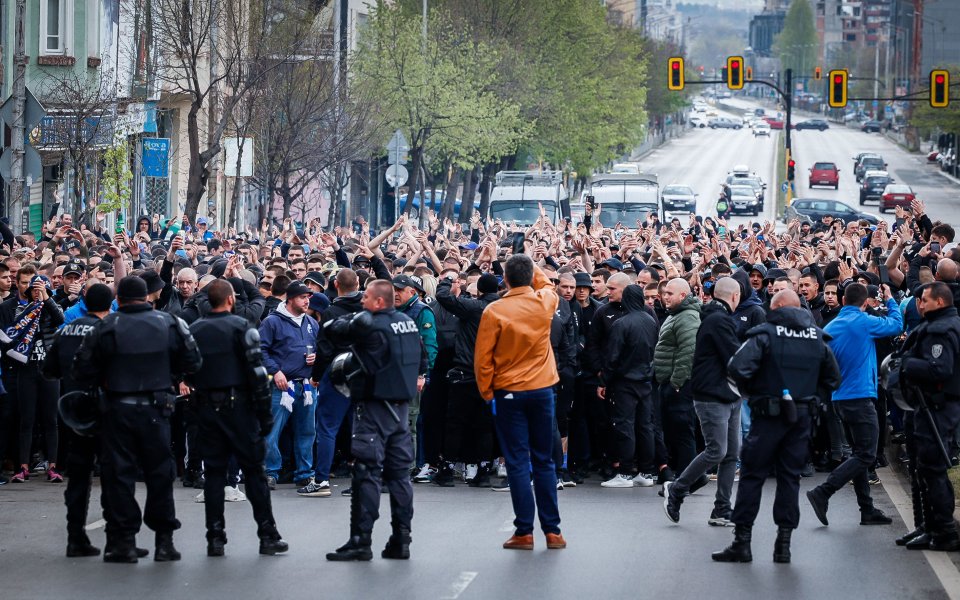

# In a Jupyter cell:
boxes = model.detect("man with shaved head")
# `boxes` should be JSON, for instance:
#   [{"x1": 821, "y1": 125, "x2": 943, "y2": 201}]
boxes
[
  {"x1": 664, "y1": 276, "x2": 742, "y2": 526},
  {"x1": 714, "y1": 288, "x2": 840, "y2": 564},
  {"x1": 653, "y1": 277, "x2": 702, "y2": 483}
]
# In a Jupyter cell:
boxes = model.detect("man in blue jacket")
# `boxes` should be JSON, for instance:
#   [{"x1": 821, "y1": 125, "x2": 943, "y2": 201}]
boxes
[
  {"x1": 259, "y1": 281, "x2": 320, "y2": 490},
  {"x1": 807, "y1": 282, "x2": 903, "y2": 526}
]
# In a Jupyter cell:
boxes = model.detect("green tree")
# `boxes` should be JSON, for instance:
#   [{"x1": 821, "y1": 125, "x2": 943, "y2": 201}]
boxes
[
  {"x1": 99, "y1": 137, "x2": 133, "y2": 214},
  {"x1": 774, "y1": 0, "x2": 818, "y2": 78}
]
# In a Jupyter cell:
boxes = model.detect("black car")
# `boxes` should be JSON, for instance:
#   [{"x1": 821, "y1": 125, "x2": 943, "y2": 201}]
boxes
[
  {"x1": 859, "y1": 173, "x2": 893, "y2": 205},
  {"x1": 855, "y1": 156, "x2": 887, "y2": 181},
  {"x1": 862, "y1": 120, "x2": 883, "y2": 133},
  {"x1": 783, "y1": 198, "x2": 880, "y2": 225},
  {"x1": 795, "y1": 119, "x2": 829, "y2": 131}
]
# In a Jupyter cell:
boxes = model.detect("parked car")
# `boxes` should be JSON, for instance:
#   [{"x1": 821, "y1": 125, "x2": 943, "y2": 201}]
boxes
[
  {"x1": 862, "y1": 120, "x2": 883, "y2": 133},
  {"x1": 708, "y1": 117, "x2": 743, "y2": 130},
  {"x1": 879, "y1": 183, "x2": 916, "y2": 212},
  {"x1": 783, "y1": 198, "x2": 880, "y2": 225},
  {"x1": 795, "y1": 119, "x2": 829, "y2": 131},
  {"x1": 855, "y1": 155, "x2": 887, "y2": 181},
  {"x1": 689, "y1": 115, "x2": 708, "y2": 128},
  {"x1": 753, "y1": 122, "x2": 771, "y2": 137},
  {"x1": 661, "y1": 184, "x2": 698, "y2": 212},
  {"x1": 808, "y1": 162, "x2": 840, "y2": 189},
  {"x1": 859, "y1": 171, "x2": 893, "y2": 205}
]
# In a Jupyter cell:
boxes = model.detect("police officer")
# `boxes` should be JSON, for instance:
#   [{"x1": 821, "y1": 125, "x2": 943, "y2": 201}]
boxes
[
  {"x1": 73, "y1": 276, "x2": 202, "y2": 563},
  {"x1": 42, "y1": 283, "x2": 117, "y2": 558},
  {"x1": 185, "y1": 279, "x2": 288, "y2": 557},
  {"x1": 325, "y1": 279, "x2": 427, "y2": 561},
  {"x1": 898, "y1": 281, "x2": 960, "y2": 551},
  {"x1": 713, "y1": 290, "x2": 840, "y2": 563}
]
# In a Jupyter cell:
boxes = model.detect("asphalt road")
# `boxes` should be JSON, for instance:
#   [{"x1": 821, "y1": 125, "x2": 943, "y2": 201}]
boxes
[{"x1": 0, "y1": 469, "x2": 955, "y2": 599}]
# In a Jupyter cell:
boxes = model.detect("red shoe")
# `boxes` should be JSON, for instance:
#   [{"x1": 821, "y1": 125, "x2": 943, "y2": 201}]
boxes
[
  {"x1": 502, "y1": 534, "x2": 534, "y2": 550},
  {"x1": 11, "y1": 467, "x2": 29, "y2": 483},
  {"x1": 47, "y1": 467, "x2": 64, "y2": 483},
  {"x1": 546, "y1": 532, "x2": 567, "y2": 549}
]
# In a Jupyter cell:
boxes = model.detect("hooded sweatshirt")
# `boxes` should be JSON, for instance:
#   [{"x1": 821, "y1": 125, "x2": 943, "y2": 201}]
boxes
[
  {"x1": 731, "y1": 269, "x2": 767, "y2": 340},
  {"x1": 602, "y1": 285, "x2": 659, "y2": 385}
]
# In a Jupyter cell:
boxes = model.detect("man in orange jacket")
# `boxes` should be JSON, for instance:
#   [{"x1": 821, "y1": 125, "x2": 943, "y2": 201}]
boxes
[{"x1": 474, "y1": 253, "x2": 565, "y2": 551}]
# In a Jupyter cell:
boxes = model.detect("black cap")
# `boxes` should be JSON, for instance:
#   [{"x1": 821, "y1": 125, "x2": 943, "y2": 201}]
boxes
[
  {"x1": 304, "y1": 271, "x2": 326, "y2": 287},
  {"x1": 763, "y1": 268, "x2": 787, "y2": 283},
  {"x1": 63, "y1": 261, "x2": 85, "y2": 277},
  {"x1": 285, "y1": 281, "x2": 313, "y2": 299},
  {"x1": 574, "y1": 272, "x2": 592, "y2": 288},
  {"x1": 116, "y1": 276, "x2": 148, "y2": 300},
  {"x1": 309, "y1": 292, "x2": 331, "y2": 313},
  {"x1": 210, "y1": 259, "x2": 229, "y2": 279},
  {"x1": 392, "y1": 274, "x2": 425, "y2": 294},
  {"x1": 140, "y1": 270, "x2": 165, "y2": 294},
  {"x1": 84, "y1": 283, "x2": 115, "y2": 312},
  {"x1": 477, "y1": 273, "x2": 499, "y2": 295}
]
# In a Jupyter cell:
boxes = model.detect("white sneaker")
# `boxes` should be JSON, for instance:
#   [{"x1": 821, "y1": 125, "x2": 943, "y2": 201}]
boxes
[
  {"x1": 297, "y1": 479, "x2": 331, "y2": 497},
  {"x1": 465, "y1": 464, "x2": 478, "y2": 482},
  {"x1": 632, "y1": 473, "x2": 655, "y2": 487},
  {"x1": 601, "y1": 474, "x2": 635, "y2": 488},
  {"x1": 413, "y1": 464, "x2": 435, "y2": 483},
  {"x1": 194, "y1": 490, "x2": 205, "y2": 503},
  {"x1": 224, "y1": 486, "x2": 247, "y2": 502},
  {"x1": 556, "y1": 478, "x2": 564, "y2": 491}
]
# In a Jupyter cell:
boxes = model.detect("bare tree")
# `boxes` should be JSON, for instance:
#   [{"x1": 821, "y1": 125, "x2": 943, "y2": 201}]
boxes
[{"x1": 36, "y1": 70, "x2": 116, "y2": 220}]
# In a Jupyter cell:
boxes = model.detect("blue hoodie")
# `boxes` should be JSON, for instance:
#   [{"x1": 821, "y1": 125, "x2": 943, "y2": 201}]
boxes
[
  {"x1": 61, "y1": 295, "x2": 118, "y2": 327},
  {"x1": 259, "y1": 302, "x2": 319, "y2": 380},
  {"x1": 824, "y1": 298, "x2": 902, "y2": 401}
]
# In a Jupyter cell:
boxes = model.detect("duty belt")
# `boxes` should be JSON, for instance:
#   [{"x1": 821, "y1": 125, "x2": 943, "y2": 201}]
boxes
[
  {"x1": 194, "y1": 387, "x2": 247, "y2": 408},
  {"x1": 110, "y1": 393, "x2": 162, "y2": 407}
]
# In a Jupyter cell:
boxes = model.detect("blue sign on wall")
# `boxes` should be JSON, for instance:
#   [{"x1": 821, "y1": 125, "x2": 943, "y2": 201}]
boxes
[{"x1": 142, "y1": 138, "x2": 170, "y2": 178}]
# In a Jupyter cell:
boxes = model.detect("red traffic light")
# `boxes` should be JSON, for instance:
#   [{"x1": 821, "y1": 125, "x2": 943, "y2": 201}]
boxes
[
  {"x1": 671, "y1": 61, "x2": 680, "y2": 70},
  {"x1": 834, "y1": 75, "x2": 843, "y2": 84},
  {"x1": 788, "y1": 160, "x2": 795, "y2": 167},
  {"x1": 731, "y1": 60, "x2": 740, "y2": 69},
  {"x1": 936, "y1": 74, "x2": 946, "y2": 84}
]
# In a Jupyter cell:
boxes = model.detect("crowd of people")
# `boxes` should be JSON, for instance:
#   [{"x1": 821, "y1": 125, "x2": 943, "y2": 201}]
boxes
[{"x1": 0, "y1": 195, "x2": 959, "y2": 557}]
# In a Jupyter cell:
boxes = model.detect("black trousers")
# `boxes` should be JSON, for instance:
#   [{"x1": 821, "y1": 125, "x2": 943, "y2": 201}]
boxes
[
  {"x1": 197, "y1": 402, "x2": 276, "y2": 534},
  {"x1": 567, "y1": 378, "x2": 596, "y2": 469},
  {"x1": 904, "y1": 413, "x2": 930, "y2": 530},
  {"x1": 608, "y1": 380, "x2": 651, "y2": 471},
  {"x1": 442, "y1": 380, "x2": 493, "y2": 464},
  {"x1": 731, "y1": 410, "x2": 811, "y2": 529},
  {"x1": 100, "y1": 402, "x2": 180, "y2": 540},
  {"x1": 6, "y1": 362, "x2": 59, "y2": 465},
  {"x1": 421, "y1": 354, "x2": 454, "y2": 466},
  {"x1": 63, "y1": 428, "x2": 107, "y2": 537},
  {"x1": 351, "y1": 400, "x2": 414, "y2": 536},
  {"x1": 556, "y1": 373, "x2": 575, "y2": 438},
  {"x1": 659, "y1": 382, "x2": 697, "y2": 473},
  {"x1": 914, "y1": 401, "x2": 960, "y2": 534}
]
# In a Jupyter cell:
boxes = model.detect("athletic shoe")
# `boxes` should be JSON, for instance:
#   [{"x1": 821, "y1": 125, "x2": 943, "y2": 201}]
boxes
[
  {"x1": 631, "y1": 473, "x2": 655, "y2": 487},
  {"x1": 801, "y1": 463, "x2": 815, "y2": 478},
  {"x1": 33, "y1": 460, "x2": 48, "y2": 473},
  {"x1": 708, "y1": 508, "x2": 734, "y2": 527},
  {"x1": 47, "y1": 467, "x2": 64, "y2": 483},
  {"x1": 663, "y1": 482, "x2": 680, "y2": 523},
  {"x1": 266, "y1": 476, "x2": 277, "y2": 491},
  {"x1": 11, "y1": 467, "x2": 28, "y2": 483},
  {"x1": 657, "y1": 467, "x2": 676, "y2": 484},
  {"x1": 860, "y1": 509, "x2": 893, "y2": 525},
  {"x1": 601, "y1": 474, "x2": 634, "y2": 488},
  {"x1": 297, "y1": 480, "x2": 331, "y2": 497},
  {"x1": 491, "y1": 478, "x2": 511, "y2": 492},
  {"x1": 497, "y1": 463, "x2": 508, "y2": 478},
  {"x1": 867, "y1": 470, "x2": 881, "y2": 485},
  {"x1": 194, "y1": 490, "x2": 205, "y2": 503},
  {"x1": 341, "y1": 486, "x2": 352, "y2": 496},
  {"x1": 431, "y1": 464, "x2": 455, "y2": 487},
  {"x1": 465, "y1": 464, "x2": 478, "y2": 482},
  {"x1": 413, "y1": 464, "x2": 435, "y2": 483},
  {"x1": 294, "y1": 477, "x2": 313, "y2": 488},
  {"x1": 0, "y1": 474, "x2": 7, "y2": 486},
  {"x1": 559, "y1": 471, "x2": 577, "y2": 488},
  {"x1": 224, "y1": 486, "x2": 247, "y2": 502}
]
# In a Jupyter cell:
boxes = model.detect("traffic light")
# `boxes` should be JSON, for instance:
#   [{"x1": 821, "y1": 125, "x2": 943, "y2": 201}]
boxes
[
  {"x1": 727, "y1": 56, "x2": 744, "y2": 89},
  {"x1": 787, "y1": 159, "x2": 796, "y2": 182},
  {"x1": 668, "y1": 57, "x2": 684, "y2": 91},
  {"x1": 814, "y1": 66, "x2": 822, "y2": 80},
  {"x1": 745, "y1": 66, "x2": 753, "y2": 81},
  {"x1": 828, "y1": 70, "x2": 848, "y2": 108},
  {"x1": 931, "y1": 69, "x2": 950, "y2": 108}
]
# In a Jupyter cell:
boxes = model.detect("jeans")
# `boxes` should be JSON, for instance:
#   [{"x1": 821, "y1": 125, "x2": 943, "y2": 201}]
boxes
[
  {"x1": 493, "y1": 387, "x2": 561, "y2": 536},
  {"x1": 673, "y1": 400, "x2": 741, "y2": 514},
  {"x1": 265, "y1": 381, "x2": 316, "y2": 482},
  {"x1": 740, "y1": 398, "x2": 751, "y2": 443},
  {"x1": 313, "y1": 371, "x2": 351, "y2": 482},
  {"x1": 817, "y1": 399, "x2": 877, "y2": 511}
]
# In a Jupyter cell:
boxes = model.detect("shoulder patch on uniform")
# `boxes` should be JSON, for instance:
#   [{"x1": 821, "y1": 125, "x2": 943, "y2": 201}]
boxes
[
  {"x1": 932, "y1": 344, "x2": 943, "y2": 358},
  {"x1": 423, "y1": 322, "x2": 432, "y2": 329}
]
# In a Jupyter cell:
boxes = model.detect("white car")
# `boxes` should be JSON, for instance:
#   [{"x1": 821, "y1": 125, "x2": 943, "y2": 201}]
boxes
[
  {"x1": 689, "y1": 115, "x2": 707, "y2": 128},
  {"x1": 753, "y1": 123, "x2": 771, "y2": 137}
]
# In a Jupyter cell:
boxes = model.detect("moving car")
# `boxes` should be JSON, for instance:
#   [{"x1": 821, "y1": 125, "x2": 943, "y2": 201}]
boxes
[
  {"x1": 689, "y1": 115, "x2": 708, "y2": 128},
  {"x1": 808, "y1": 162, "x2": 840, "y2": 189},
  {"x1": 782, "y1": 198, "x2": 880, "y2": 225},
  {"x1": 610, "y1": 163, "x2": 640, "y2": 174},
  {"x1": 731, "y1": 177, "x2": 766, "y2": 209},
  {"x1": 795, "y1": 119, "x2": 829, "y2": 131},
  {"x1": 708, "y1": 117, "x2": 743, "y2": 130},
  {"x1": 879, "y1": 183, "x2": 916, "y2": 213},
  {"x1": 763, "y1": 116, "x2": 784, "y2": 129},
  {"x1": 855, "y1": 155, "x2": 887, "y2": 181},
  {"x1": 661, "y1": 184, "x2": 697, "y2": 213},
  {"x1": 725, "y1": 184, "x2": 761, "y2": 216},
  {"x1": 862, "y1": 120, "x2": 883, "y2": 133},
  {"x1": 753, "y1": 122, "x2": 771, "y2": 137},
  {"x1": 859, "y1": 171, "x2": 893, "y2": 205}
]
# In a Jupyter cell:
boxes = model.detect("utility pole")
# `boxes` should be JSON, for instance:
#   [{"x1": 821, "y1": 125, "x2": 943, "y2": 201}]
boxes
[{"x1": 10, "y1": 0, "x2": 26, "y2": 232}]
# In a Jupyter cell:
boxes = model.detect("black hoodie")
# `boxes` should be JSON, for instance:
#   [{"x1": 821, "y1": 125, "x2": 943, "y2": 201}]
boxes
[
  {"x1": 312, "y1": 291, "x2": 364, "y2": 380},
  {"x1": 691, "y1": 299, "x2": 741, "y2": 403},
  {"x1": 731, "y1": 269, "x2": 767, "y2": 340},
  {"x1": 601, "y1": 285, "x2": 658, "y2": 386}
]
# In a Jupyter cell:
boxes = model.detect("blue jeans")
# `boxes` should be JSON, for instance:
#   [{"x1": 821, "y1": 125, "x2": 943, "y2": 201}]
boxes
[
  {"x1": 313, "y1": 370, "x2": 351, "y2": 482},
  {"x1": 265, "y1": 381, "x2": 316, "y2": 482},
  {"x1": 493, "y1": 387, "x2": 561, "y2": 536}
]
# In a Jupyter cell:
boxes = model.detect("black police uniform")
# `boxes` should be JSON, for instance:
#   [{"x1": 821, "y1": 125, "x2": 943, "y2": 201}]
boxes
[
  {"x1": 898, "y1": 305, "x2": 960, "y2": 551},
  {"x1": 325, "y1": 307, "x2": 426, "y2": 561},
  {"x1": 73, "y1": 302, "x2": 202, "y2": 563},
  {"x1": 714, "y1": 307, "x2": 840, "y2": 563},
  {"x1": 186, "y1": 311, "x2": 287, "y2": 556},
  {"x1": 42, "y1": 315, "x2": 108, "y2": 557}
]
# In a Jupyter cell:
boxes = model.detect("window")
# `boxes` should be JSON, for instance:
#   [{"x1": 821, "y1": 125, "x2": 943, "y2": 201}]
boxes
[{"x1": 39, "y1": 0, "x2": 74, "y2": 56}]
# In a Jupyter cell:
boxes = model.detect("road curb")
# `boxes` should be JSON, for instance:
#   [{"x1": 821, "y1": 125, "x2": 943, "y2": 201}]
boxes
[{"x1": 936, "y1": 169, "x2": 960, "y2": 187}]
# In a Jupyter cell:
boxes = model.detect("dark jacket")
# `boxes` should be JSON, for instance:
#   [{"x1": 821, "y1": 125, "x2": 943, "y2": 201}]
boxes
[
  {"x1": 312, "y1": 291, "x2": 364, "y2": 380},
  {"x1": 550, "y1": 300, "x2": 578, "y2": 377},
  {"x1": 691, "y1": 299, "x2": 741, "y2": 403},
  {"x1": 262, "y1": 296, "x2": 281, "y2": 320},
  {"x1": 180, "y1": 278, "x2": 264, "y2": 327},
  {"x1": 602, "y1": 285, "x2": 658, "y2": 385},
  {"x1": 0, "y1": 294, "x2": 65, "y2": 368},
  {"x1": 259, "y1": 306, "x2": 319, "y2": 380},
  {"x1": 584, "y1": 300, "x2": 627, "y2": 376},
  {"x1": 435, "y1": 278, "x2": 498, "y2": 371},
  {"x1": 731, "y1": 269, "x2": 767, "y2": 340},
  {"x1": 653, "y1": 294, "x2": 702, "y2": 388}
]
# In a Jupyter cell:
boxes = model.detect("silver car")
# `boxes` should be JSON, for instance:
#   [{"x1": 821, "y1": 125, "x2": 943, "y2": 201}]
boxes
[{"x1": 661, "y1": 184, "x2": 697, "y2": 213}]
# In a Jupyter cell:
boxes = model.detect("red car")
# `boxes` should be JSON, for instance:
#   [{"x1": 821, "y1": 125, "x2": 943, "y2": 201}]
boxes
[
  {"x1": 808, "y1": 162, "x2": 840, "y2": 189},
  {"x1": 879, "y1": 183, "x2": 915, "y2": 212},
  {"x1": 763, "y1": 117, "x2": 784, "y2": 129}
]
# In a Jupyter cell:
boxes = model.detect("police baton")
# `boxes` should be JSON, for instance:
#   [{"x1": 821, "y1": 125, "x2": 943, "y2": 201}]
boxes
[
  {"x1": 382, "y1": 400, "x2": 401, "y2": 424},
  {"x1": 917, "y1": 394, "x2": 954, "y2": 468}
]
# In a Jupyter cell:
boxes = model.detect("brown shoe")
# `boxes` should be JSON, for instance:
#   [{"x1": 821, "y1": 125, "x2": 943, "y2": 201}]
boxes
[
  {"x1": 546, "y1": 533, "x2": 567, "y2": 549},
  {"x1": 502, "y1": 534, "x2": 534, "y2": 550}
]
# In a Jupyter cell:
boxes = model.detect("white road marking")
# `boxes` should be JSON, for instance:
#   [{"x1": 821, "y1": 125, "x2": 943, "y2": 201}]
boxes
[
  {"x1": 440, "y1": 571, "x2": 478, "y2": 600},
  {"x1": 84, "y1": 519, "x2": 106, "y2": 531},
  {"x1": 880, "y1": 467, "x2": 960, "y2": 600}
]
